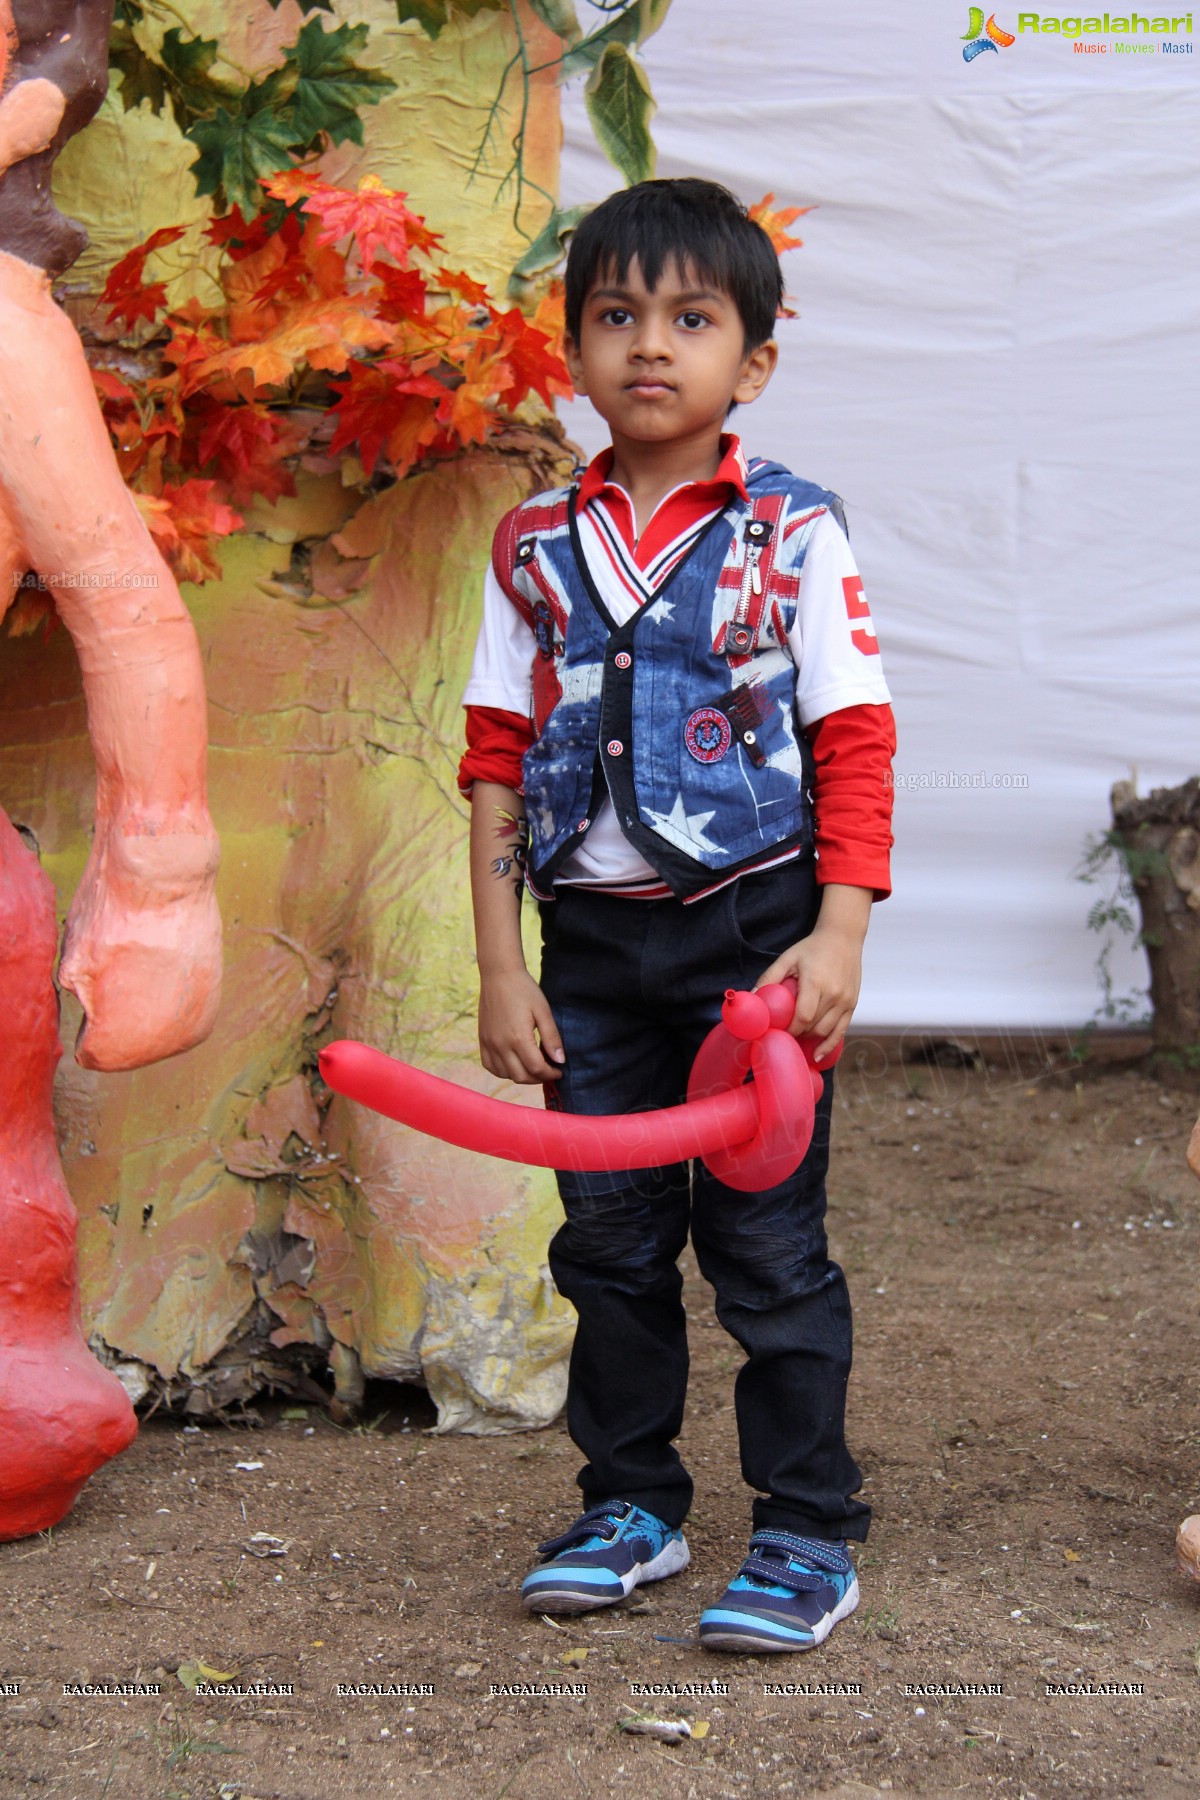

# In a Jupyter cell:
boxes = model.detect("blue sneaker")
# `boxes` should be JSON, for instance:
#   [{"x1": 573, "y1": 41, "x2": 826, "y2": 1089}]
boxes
[
  {"x1": 520, "y1": 1500, "x2": 690, "y2": 1614},
  {"x1": 698, "y1": 1530, "x2": 858, "y2": 1652}
]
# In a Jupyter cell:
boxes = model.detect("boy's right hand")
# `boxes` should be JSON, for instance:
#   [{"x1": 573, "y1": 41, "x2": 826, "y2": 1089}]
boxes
[{"x1": 478, "y1": 967, "x2": 566, "y2": 1085}]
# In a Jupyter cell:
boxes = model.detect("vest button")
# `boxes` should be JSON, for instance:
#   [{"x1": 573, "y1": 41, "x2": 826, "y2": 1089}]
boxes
[
  {"x1": 614, "y1": 651, "x2": 632, "y2": 670},
  {"x1": 606, "y1": 739, "x2": 624, "y2": 756},
  {"x1": 576, "y1": 819, "x2": 589, "y2": 832}
]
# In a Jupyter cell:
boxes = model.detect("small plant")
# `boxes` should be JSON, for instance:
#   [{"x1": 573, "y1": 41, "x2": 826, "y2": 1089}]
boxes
[
  {"x1": 157, "y1": 1719, "x2": 235, "y2": 1771},
  {"x1": 858, "y1": 1601, "x2": 899, "y2": 1637}
]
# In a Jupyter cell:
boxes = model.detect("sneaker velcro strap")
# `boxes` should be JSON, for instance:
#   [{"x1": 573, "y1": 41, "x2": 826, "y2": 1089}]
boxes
[
  {"x1": 536, "y1": 1500, "x2": 633, "y2": 1559},
  {"x1": 740, "y1": 1531, "x2": 852, "y2": 1591}
]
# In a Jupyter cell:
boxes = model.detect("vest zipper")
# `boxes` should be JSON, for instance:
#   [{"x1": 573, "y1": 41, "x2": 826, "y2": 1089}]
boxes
[{"x1": 727, "y1": 536, "x2": 765, "y2": 655}]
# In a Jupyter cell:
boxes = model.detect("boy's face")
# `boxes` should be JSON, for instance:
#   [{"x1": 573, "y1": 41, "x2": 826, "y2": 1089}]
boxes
[{"x1": 565, "y1": 256, "x2": 777, "y2": 449}]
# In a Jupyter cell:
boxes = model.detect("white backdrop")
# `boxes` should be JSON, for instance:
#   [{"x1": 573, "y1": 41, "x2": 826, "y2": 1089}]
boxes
[{"x1": 557, "y1": 3, "x2": 1200, "y2": 1029}]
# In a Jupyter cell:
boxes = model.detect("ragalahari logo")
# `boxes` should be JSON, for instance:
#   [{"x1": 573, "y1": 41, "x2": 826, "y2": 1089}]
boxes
[{"x1": 962, "y1": 7, "x2": 1018, "y2": 56}]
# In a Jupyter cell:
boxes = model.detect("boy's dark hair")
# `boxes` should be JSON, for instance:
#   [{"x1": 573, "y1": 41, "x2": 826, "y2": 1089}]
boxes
[{"x1": 564, "y1": 178, "x2": 784, "y2": 351}]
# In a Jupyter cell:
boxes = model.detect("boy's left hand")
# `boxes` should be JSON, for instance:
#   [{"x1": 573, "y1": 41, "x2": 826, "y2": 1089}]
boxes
[{"x1": 754, "y1": 884, "x2": 873, "y2": 1064}]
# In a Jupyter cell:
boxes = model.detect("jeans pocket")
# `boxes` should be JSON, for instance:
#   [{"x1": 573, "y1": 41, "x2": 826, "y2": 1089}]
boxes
[{"x1": 730, "y1": 859, "x2": 818, "y2": 962}]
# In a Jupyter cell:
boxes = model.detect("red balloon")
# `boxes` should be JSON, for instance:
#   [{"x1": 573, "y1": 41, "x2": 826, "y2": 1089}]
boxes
[{"x1": 319, "y1": 977, "x2": 843, "y2": 1193}]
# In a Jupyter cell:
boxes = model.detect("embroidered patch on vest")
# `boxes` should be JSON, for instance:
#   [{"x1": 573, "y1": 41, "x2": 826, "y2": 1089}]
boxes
[{"x1": 684, "y1": 706, "x2": 733, "y2": 764}]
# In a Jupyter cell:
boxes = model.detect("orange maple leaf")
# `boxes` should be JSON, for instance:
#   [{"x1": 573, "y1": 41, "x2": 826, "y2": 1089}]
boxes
[
  {"x1": 224, "y1": 217, "x2": 347, "y2": 343},
  {"x1": 261, "y1": 167, "x2": 323, "y2": 208},
  {"x1": 193, "y1": 301, "x2": 393, "y2": 399},
  {"x1": 154, "y1": 479, "x2": 243, "y2": 585},
  {"x1": 162, "y1": 309, "x2": 231, "y2": 398},
  {"x1": 444, "y1": 366, "x2": 510, "y2": 449},
  {"x1": 531, "y1": 279, "x2": 567, "y2": 366},
  {"x1": 436, "y1": 267, "x2": 492, "y2": 306},
  {"x1": 748, "y1": 193, "x2": 812, "y2": 255}
]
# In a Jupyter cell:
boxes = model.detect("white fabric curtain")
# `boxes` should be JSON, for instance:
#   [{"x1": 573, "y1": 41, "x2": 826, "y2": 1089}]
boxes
[{"x1": 557, "y1": 2, "x2": 1200, "y2": 1028}]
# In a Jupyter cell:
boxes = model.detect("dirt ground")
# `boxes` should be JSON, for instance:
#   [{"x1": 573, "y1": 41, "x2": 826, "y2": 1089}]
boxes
[{"x1": 3, "y1": 1036, "x2": 1200, "y2": 1800}]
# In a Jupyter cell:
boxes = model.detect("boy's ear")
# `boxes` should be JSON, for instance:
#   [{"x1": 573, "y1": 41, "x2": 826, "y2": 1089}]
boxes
[
  {"x1": 733, "y1": 338, "x2": 778, "y2": 407},
  {"x1": 563, "y1": 334, "x2": 588, "y2": 398}
]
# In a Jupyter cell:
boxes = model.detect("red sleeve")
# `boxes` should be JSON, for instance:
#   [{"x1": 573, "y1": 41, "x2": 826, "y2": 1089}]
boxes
[
  {"x1": 803, "y1": 702, "x2": 896, "y2": 900},
  {"x1": 457, "y1": 705, "x2": 535, "y2": 797}
]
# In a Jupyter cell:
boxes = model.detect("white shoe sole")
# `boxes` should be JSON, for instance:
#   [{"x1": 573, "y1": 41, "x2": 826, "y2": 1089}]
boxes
[
  {"x1": 699, "y1": 1573, "x2": 859, "y2": 1653},
  {"x1": 523, "y1": 1533, "x2": 691, "y2": 1614}
]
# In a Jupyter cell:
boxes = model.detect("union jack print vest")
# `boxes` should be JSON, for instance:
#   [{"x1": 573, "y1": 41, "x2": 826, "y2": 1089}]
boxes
[{"x1": 491, "y1": 461, "x2": 845, "y2": 901}]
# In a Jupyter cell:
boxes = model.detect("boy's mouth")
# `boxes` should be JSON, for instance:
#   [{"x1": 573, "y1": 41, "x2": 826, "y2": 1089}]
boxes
[{"x1": 626, "y1": 378, "x2": 675, "y2": 395}]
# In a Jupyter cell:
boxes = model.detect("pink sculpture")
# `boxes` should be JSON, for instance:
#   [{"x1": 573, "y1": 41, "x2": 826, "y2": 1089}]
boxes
[{"x1": 0, "y1": 0, "x2": 222, "y2": 1540}]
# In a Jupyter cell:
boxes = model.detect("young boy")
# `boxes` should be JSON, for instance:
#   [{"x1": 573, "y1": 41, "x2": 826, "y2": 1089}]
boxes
[{"x1": 458, "y1": 179, "x2": 895, "y2": 1654}]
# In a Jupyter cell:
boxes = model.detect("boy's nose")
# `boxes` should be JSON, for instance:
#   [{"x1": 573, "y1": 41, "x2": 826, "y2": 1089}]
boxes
[{"x1": 630, "y1": 318, "x2": 672, "y2": 362}]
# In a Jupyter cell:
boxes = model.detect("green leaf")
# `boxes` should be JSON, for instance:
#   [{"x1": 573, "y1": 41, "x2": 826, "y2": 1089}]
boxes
[
  {"x1": 584, "y1": 42, "x2": 655, "y2": 186},
  {"x1": 561, "y1": 0, "x2": 671, "y2": 78},
  {"x1": 186, "y1": 97, "x2": 301, "y2": 214},
  {"x1": 528, "y1": 0, "x2": 582, "y2": 43},
  {"x1": 394, "y1": 0, "x2": 507, "y2": 41},
  {"x1": 508, "y1": 202, "x2": 591, "y2": 289},
  {"x1": 109, "y1": 22, "x2": 168, "y2": 113},
  {"x1": 285, "y1": 17, "x2": 397, "y2": 150},
  {"x1": 159, "y1": 28, "x2": 237, "y2": 114}
]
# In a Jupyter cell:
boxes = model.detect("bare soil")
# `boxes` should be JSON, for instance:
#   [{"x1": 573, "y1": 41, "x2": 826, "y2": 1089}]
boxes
[{"x1": 3, "y1": 1040, "x2": 1200, "y2": 1800}]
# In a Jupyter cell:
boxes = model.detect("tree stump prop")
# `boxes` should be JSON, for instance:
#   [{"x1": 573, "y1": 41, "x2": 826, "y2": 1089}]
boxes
[{"x1": 1109, "y1": 775, "x2": 1200, "y2": 1076}]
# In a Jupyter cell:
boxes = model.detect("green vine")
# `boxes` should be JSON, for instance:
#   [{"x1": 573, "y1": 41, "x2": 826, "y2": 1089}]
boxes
[
  {"x1": 1076, "y1": 829, "x2": 1161, "y2": 1027},
  {"x1": 402, "y1": 0, "x2": 673, "y2": 279}
]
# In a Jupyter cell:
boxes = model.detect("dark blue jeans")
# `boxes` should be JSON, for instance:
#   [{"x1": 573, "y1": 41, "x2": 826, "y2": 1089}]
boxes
[{"x1": 538, "y1": 857, "x2": 870, "y2": 1543}]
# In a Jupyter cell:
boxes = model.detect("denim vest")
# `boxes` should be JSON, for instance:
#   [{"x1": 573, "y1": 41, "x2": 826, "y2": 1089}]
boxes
[{"x1": 494, "y1": 462, "x2": 844, "y2": 901}]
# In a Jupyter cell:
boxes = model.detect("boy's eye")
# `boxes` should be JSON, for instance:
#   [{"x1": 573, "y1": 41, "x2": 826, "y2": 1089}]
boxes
[
  {"x1": 678, "y1": 311, "x2": 709, "y2": 329},
  {"x1": 602, "y1": 307, "x2": 633, "y2": 326}
]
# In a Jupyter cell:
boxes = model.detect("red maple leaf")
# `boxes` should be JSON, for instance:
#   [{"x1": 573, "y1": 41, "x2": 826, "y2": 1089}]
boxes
[
  {"x1": 189, "y1": 401, "x2": 305, "y2": 508},
  {"x1": 101, "y1": 226, "x2": 187, "y2": 329},
  {"x1": 206, "y1": 205, "x2": 273, "y2": 261},
  {"x1": 372, "y1": 265, "x2": 429, "y2": 325},
  {"x1": 302, "y1": 175, "x2": 444, "y2": 275},
  {"x1": 484, "y1": 307, "x2": 573, "y2": 409},
  {"x1": 89, "y1": 368, "x2": 139, "y2": 408},
  {"x1": 327, "y1": 358, "x2": 444, "y2": 477}
]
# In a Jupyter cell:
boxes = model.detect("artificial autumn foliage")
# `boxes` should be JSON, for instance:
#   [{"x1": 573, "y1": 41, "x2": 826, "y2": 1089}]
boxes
[
  {"x1": 748, "y1": 192, "x2": 812, "y2": 254},
  {"x1": 84, "y1": 172, "x2": 574, "y2": 589},
  {"x1": 19, "y1": 172, "x2": 811, "y2": 613}
]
